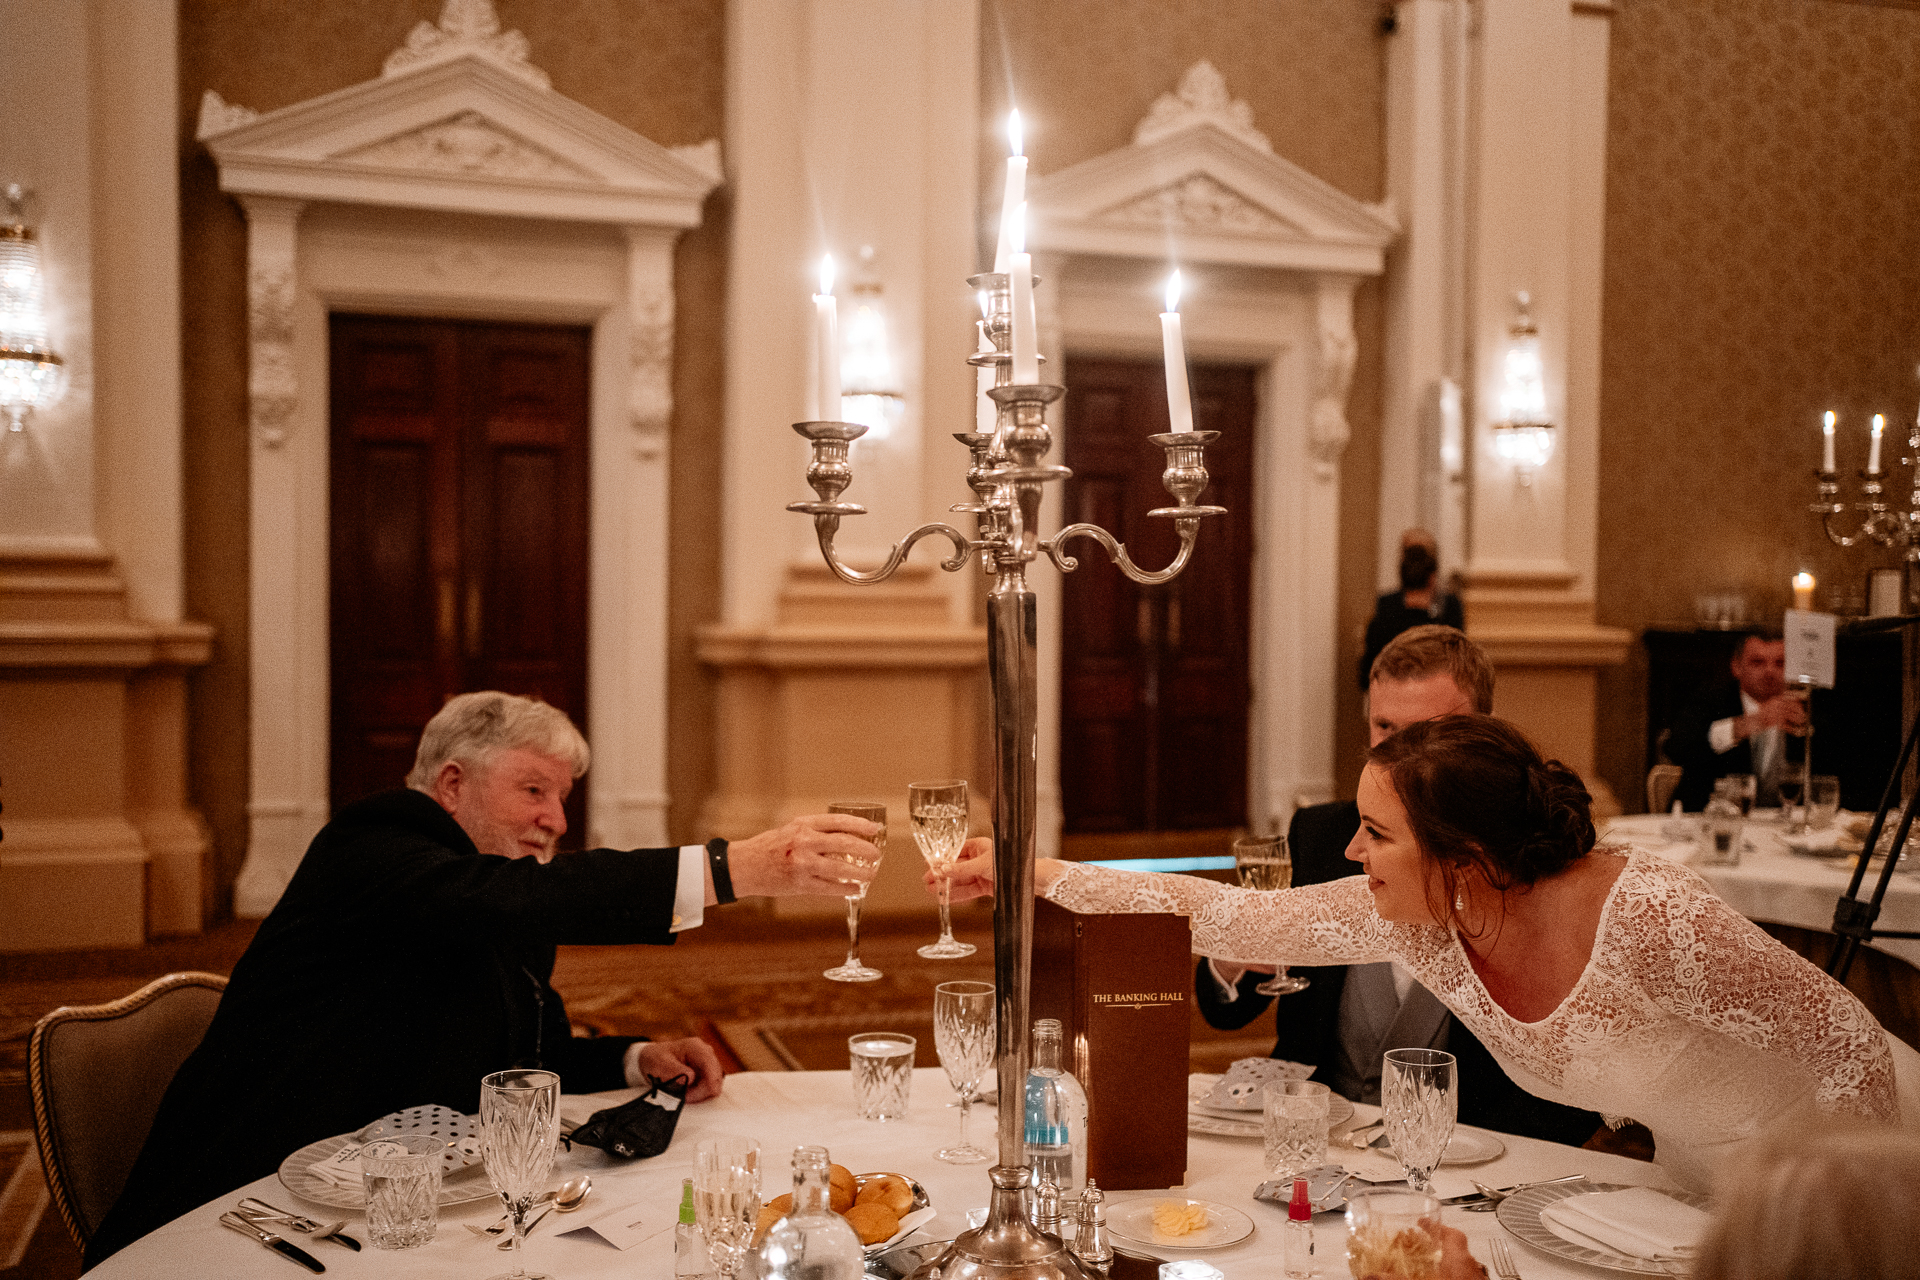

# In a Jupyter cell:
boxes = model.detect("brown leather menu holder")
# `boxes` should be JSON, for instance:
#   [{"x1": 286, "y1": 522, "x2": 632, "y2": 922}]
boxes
[{"x1": 1031, "y1": 897, "x2": 1191, "y2": 1191}]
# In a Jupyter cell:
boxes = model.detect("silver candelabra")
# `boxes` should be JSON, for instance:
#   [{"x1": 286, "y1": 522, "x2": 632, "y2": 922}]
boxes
[
  {"x1": 1812, "y1": 414, "x2": 1920, "y2": 576},
  {"x1": 788, "y1": 271, "x2": 1222, "y2": 1280}
]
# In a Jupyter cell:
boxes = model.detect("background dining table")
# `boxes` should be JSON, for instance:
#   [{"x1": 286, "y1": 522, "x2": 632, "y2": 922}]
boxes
[
  {"x1": 1601, "y1": 810, "x2": 1920, "y2": 968},
  {"x1": 90, "y1": 1068, "x2": 1693, "y2": 1280}
]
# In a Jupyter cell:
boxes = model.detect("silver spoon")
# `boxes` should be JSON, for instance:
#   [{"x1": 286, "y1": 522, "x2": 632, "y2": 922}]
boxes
[
  {"x1": 496, "y1": 1175, "x2": 592, "y2": 1249},
  {"x1": 471, "y1": 1175, "x2": 593, "y2": 1238},
  {"x1": 1462, "y1": 1173, "x2": 1588, "y2": 1210}
]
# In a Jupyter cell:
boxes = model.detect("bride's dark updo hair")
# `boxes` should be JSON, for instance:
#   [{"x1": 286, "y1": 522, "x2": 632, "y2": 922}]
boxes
[{"x1": 1365, "y1": 715, "x2": 1594, "y2": 914}]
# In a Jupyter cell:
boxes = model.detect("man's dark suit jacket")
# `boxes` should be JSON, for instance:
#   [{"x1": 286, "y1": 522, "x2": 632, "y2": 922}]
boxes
[
  {"x1": 1194, "y1": 800, "x2": 1600, "y2": 1146},
  {"x1": 87, "y1": 789, "x2": 685, "y2": 1267},
  {"x1": 1666, "y1": 681, "x2": 1804, "y2": 812}
]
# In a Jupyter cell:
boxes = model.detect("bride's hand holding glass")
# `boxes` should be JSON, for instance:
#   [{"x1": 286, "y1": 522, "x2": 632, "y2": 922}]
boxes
[{"x1": 925, "y1": 843, "x2": 1068, "y2": 903}]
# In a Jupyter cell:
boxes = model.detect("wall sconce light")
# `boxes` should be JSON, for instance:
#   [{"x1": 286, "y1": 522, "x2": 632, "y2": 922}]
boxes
[
  {"x1": 0, "y1": 185, "x2": 67, "y2": 432},
  {"x1": 1491, "y1": 290, "x2": 1553, "y2": 484},
  {"x1": 839, "y1": 247, "x2": 903, "y2": 440}
]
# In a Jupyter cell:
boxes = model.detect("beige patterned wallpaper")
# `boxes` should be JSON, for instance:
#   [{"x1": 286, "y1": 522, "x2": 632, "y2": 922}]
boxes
[
  {"x1": 983, "y1": 0, "x2": 1390, "y2": 799},
  {"x1": 1594, "y1": 0, "x2": 1920, "y2": 806},
  {"x1": 178, "y1": 0, "x2": 727, "y2": 894}
]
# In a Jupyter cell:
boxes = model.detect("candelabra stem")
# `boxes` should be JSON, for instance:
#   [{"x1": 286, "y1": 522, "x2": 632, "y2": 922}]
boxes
[{"x1": 988, "y1": 581, "x2": 1037, "y2": 1168}]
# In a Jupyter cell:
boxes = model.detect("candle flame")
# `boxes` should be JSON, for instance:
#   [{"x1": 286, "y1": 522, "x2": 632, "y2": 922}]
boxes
[
  {"x1": 977, "y1": 290, "x2": 990, "y2": 319},
  {"x1": 1794, "y1": 572, "x2": 1815, "y2": 590},
  {"x1": 1823, "y1": 410, "x2": 1836, "y2": 432},
  {"x1": 1873, "y1": 413, "x2": 1885, "y2": 434},
  {"x1": 1008, "y1": 109, "x2": 1024, "y2": 158},
  {"x1": 1011, "y1": 202, "x2": 1026, "y2": 256},
  {"x1": 818, "y1": 254, "x2": 835, "y2": 296},
  {"x1": 1164, "y1": 269, "x2": 1183, "y2": 314}
]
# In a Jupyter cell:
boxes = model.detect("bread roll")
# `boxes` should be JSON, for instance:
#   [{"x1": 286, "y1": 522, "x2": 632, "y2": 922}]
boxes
[
  {"x1": 856, "y1": 1175, "x2": 915, "y2": 1217},
  {"x1": 843, "y1": 1202, "x2": 901, "y2": 1245},
  {"x1": 828, "y1": 1164, "x2": 857, "y2": 1213}
]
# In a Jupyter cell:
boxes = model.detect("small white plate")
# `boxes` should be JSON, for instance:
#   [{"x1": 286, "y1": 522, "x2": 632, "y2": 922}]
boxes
[
  {"x1": 1106, "y1": 1198, "x2": 1254, "y2": 1252},
  {"x1": 1438, "y1": 1125, "x2": 1505, "y2": 1166}
]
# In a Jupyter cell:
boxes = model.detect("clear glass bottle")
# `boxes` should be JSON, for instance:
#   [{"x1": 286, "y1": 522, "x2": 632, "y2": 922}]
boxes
[
  {"x1": 1283, "y1": 1176, "x2": 1314, "y2": 1279},
  {"x1": 675, "y1": 1176, "x2": 709, "y2": 1279},
  {"x1": 1023, "y1": 1018, "x2": 1088, "y2": 1192},
  {"x1": 754, "y1": 1146, "x2": 863, "y2": 1280}
]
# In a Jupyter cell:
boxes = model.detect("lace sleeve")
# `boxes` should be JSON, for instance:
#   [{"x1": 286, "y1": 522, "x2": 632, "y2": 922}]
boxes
[
  {"x1": 1620, "y1": 859, "x2": 1897, "y2": 1119},
  {"x1": 1045, "y1": 864, "x2": 1406, "y2": 967}
]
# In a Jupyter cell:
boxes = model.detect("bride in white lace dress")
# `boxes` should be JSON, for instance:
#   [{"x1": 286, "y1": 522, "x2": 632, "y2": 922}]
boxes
[{"x1": 946, "y1": 715, "x2": 1897, "y2": 1192}]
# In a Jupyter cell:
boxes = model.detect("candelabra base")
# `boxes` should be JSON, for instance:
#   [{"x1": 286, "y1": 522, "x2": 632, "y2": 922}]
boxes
[{"x1": 907, "y1": 1168, "x2": 1103, "y2": 1280}]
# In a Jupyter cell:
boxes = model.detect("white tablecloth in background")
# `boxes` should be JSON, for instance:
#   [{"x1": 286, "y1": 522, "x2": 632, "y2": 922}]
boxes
[
  {"x1": 1601, "y1": 812, "x2": 1920, "y2": 968},
  {"x1": 91, "y1": 1069, "x2": 1687, "y2": 1280}
]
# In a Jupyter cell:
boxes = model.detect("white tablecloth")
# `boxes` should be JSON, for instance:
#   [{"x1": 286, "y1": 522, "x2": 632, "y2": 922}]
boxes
[
  {"x1": 1601, "y1": 812, "x2": 1920, "y2": 968},
  {"x1": 91, "y1": 1069, "x2": 1688, "y2": 1280}
]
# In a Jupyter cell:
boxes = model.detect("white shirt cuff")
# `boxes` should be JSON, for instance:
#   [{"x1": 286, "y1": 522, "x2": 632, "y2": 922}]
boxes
[
  {"x1": 1205, "y1": 957, "x2": 1244, "y2": 1002},
  {"x1": 622, "y1": 1040, "x2": 648, "y2": 1088},
  {"x1": 671, "y1": 844, "x2": 705, "y2": 933},
  {"x1": 1707, "y1": 716, "x2": 1738, "y2": 754}
]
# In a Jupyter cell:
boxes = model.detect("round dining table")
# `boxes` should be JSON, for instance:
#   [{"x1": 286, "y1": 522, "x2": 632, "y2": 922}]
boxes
[{"x1": 91, "y1": 1068, "x2": 1693, "y2": 1280}]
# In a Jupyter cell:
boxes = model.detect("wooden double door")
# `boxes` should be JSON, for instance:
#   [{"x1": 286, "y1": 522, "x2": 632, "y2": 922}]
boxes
[
  {"x1": 329, "y1": 315, "x2": 591, "y2": 841},
  {"x1": 1059, "y1": 358, "x2": 1256, "y2": 835}
]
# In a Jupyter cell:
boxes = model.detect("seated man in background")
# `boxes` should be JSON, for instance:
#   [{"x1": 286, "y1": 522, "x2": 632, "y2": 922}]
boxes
[
  {"x1": 88, "y1": 691, "x2": 878, "y2": 1266},
  {"x1": 1198, "y1": 626, "x2": 1601, "y2": 1146},
  {"x1": 1666, "y1": 631, "x2": 1807, "y2": 811},
  {"x1": 1358, "y1": 530, "x2": 1465, "y2": 688}
]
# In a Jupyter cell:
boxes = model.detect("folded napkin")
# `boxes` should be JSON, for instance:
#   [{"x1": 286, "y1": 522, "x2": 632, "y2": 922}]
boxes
[
  {"x1": 308, "y1": 1105, "x2": 484, "y2": 1187},
  {"x1": 1538, "y1": 1188, "x2": 1709, "y2": 1260},
  {"x1": 1204, "y1": 1058, "x2": 1314, "y2": 1110}
]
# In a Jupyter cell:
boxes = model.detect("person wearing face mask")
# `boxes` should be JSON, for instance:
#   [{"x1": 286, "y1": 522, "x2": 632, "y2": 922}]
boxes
[
  {"x1": 943, "y1": 714, "x2": 1901, "y2": 1194},
  {"x1": 1196, "y1": 627, "x2": 1599, "y2": 1146},
  {"x1": 88, "y1": 691, "x2": 877, "y2": 1268}
]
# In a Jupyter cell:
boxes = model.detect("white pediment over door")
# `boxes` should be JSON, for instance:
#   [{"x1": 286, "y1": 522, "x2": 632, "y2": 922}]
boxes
[
  {"x1": 1023, "y1": 60, "x2": 1397, "y2": 851},
  {"x1": 199, "y1": 51, "x2": 721, "y2": 227}
]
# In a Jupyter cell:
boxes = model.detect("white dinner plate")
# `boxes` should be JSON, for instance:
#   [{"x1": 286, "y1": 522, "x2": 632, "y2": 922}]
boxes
[
  {"x1": 1495, "y1": 1181, "x2": 1709, "y2": 1276},
  {"x1": 1185, "y1": 1074, "x2": 1353, "y2": 1138},
  {"x1": 278, "y1": 1132, "x2": 498, "y2": 1211},
  {"x1": 1436, "y1": 1125, "x2": 1504, "y2": 1166},
  {"x1": 1106, "y1": 1198, "x2": 1254, "y2": 1252}
]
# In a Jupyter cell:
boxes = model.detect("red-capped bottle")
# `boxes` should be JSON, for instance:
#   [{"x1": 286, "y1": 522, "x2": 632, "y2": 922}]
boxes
[{"x1": 1284, "y1": 1177, "x2": 1314, "y2": 1278}]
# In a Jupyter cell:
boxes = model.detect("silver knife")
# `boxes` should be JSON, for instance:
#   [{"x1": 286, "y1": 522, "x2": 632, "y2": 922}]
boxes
[{"x1": 220, "y1": 1212, "x2": 326, "y2": 1273}]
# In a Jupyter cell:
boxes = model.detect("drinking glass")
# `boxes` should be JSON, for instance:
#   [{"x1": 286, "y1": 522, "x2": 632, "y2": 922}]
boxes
[
  {"x1": 849, "y1": 1032, "x2": 916, "y2": 1120},
  {"x1": 692, "y1": 1137, "x2": 761, "y2": 1280},
  {"x1": 1777, "y1": 775, "x2": 1806, "y2": 834},
  {"x1": 824, "y1": 801, "x2": 886, "y2": 982},
  {"x1": 932, "y1": 981, "x2": 995, "y2": 1163},
  {"x1": 1808, "y1": 775, "x2": 1841, "y2": 830},
  {"x1": 479, "y1": 1068, "x2": 561, "y2": 1280},
  {"x1": 361, "y1": 1134, "x2": 441, "y2": 1249},
  {"x1": 1235, "y1": 836, "x2": 1308, "y2": 996},
  {"x1": 1713, "y1": 774, "x2": 1757, "y2": 817},
  {"x1": 1261, "y1": 1079, "x2": 1330, "y2": 1182},
  {"x1": 1380, "y1": 1048, "x2": 1456, "y2": 1194},
  {"x1": 911, "y1": 780, "x2": 976, "y2": 959},
  {"x1": 1702, "y1": 800, "x2": 1744, "y2": 866},
  {"x1": 1345, "y1": 1187, "x2": 1443, "y2": 1280}
]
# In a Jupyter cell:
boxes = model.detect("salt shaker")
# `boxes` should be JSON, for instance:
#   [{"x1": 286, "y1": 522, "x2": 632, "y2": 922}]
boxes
[
  {"x1": 1071, "y1": 1179, "x2": 1112, "y2": 1270},
  {"x1": 1031, "y1": 1175, "x2": 1062, "y2": 1237}
]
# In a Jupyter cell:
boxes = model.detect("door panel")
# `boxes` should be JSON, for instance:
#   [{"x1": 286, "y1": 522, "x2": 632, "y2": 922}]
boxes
[
  {"x1": 331, "y1": 315, "x2": 591, "y2": 842},
  {"x1": 1059, "y1": 358, "x2": 1255, "y2": 835}
]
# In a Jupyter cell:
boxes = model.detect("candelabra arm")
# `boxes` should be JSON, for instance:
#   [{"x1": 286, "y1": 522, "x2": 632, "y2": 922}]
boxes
[
  {"x1": 807, "y1": 518, "x2": 978, "y2": 585},
  {"x1": 1044, "y1": 520, "x2": 1201, "y2": 585}
]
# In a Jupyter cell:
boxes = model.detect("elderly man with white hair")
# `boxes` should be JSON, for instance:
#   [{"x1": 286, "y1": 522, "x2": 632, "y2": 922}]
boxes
[{"x1": 88, "y1": 691, "x2": 879, "y2": 1267}]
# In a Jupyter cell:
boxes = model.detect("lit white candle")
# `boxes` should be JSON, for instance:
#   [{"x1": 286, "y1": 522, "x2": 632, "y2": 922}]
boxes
[
  {"x1": 1870, "y1": 412, "x2": 1885, "y2": 472},
  {"x1": 812, "y1": 255, "x2": 840, "y2": 422},
  {"x1": 1009, "y1": 205, "x2": 1039, "y2": 384},
  {"x1": 1793, "y1": 572, "x2": 1816, "y2": 612},
  {"x1": 1822, "y1": 410, "x2": 1836, "y2": 473},
  {"x1": 993, "y1": 110, "x2": 1027, "y2": 275},
  {"x1": 1159, "y1": 270, "x2": 1194, "y2": 433}
]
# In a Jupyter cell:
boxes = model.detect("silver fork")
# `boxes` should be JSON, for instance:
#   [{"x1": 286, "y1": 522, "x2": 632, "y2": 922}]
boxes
[{"x1": 1488, "y1": 1235, "x2": 1522, "y2": 1280}]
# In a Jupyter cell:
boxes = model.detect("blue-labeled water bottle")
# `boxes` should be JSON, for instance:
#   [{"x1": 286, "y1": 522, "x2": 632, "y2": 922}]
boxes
[{"x1": 1023, "y1": 1018, "x2": 1088, "y2": 1193}]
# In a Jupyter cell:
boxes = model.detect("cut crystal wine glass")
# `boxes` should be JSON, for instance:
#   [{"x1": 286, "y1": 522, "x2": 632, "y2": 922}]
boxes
[
  {"x1": 911, "y1": 780, "x2": 976, "y2": 959},
  {"x1": 479, "y1": 1068, "x2": 561, "y2": 1280},
  {"x1": 1381, "y1": 1048, "x2": 1457, "y2": 1193},
  {"x1": 824, "y1": 801, "x2": 886, "y2": 982},
  {"x1": 932, "y1": 980, "x2": 995, "y2": 1163}
]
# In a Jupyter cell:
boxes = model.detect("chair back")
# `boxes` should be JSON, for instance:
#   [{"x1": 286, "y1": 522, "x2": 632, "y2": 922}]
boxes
[
  {"x1": 1646, "y1": 764, "x2": 1683, "y2": 814},
  {"x1": 28, "y1": 971, "x2": 228, "y2": 1248}
]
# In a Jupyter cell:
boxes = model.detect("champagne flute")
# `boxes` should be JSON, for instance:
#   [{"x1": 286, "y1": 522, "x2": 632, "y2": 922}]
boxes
[
  {"x1": 1381, "y1": 1048, "x2": 1457, "y2": 1193},
  {"x1": 911, "y1": 780, "x2": 976, "y2": 959},
  {"x1": 478, "y1": 1068, "x2": 561, "y2": 1280},
  {"x1": 692, "y1": 1137, "x2": 761, "y2": 1280},
  {"x1": 1235, "y1": 835, "x2": 1309, "y2": 996},
  {"x1": 824, "y1": 801, "x2": 886, "y2": 982},
  {"x1": 932, "y1": 980, "x2": 995, "y2": 1163}
]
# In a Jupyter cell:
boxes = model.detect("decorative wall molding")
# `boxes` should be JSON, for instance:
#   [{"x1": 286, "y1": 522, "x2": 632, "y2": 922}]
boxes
[
  {"x1": 1133, "y1": 60, "x2": 1273, "y2": 153},
  {"x1": 207, "y1": 16, "x2": 721, "y2": 915},
  {"x1": 1027, "y1": 62, "x2": 1396, "y2": 839}
]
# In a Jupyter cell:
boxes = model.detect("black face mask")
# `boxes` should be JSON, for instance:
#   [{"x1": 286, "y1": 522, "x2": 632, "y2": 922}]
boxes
[{"x1": 559, "y1": 1073, "x2": 692, "y2": 1159}]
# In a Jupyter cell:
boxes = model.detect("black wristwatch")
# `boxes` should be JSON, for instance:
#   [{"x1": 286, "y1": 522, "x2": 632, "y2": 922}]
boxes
[{"x1": 706, "y1": 837, "x2": 735, "y2": 906}]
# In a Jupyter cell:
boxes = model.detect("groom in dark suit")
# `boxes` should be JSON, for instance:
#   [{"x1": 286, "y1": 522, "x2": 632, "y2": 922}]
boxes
[
  {"x1": 1666, "y1": 632, "x2": 1807, "y2": 811},
  {"x1": 88, "y1": 691, "x2": 879, "y2": 1267},
  {"x1": 1197, "y1": 627, "x2": 1600, "y2": 1146}
]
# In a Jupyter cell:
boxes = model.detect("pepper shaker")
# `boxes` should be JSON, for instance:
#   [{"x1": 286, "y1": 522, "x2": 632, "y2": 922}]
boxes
[{"x1": 1070, "y1": 1179, "x2": 1112, "y2": 1270}]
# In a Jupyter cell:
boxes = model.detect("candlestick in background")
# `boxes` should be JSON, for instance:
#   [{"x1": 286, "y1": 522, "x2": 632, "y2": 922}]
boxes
[
  {"x1": 1159, "y1": 270, "x2": 1194, "y2": 433},
  {"x1": 1822, "y1": 410, "x2": 1836, "y2": 472},
  {"x1": 1009, "y1": 205, "x2": 1039, "y2": 384},
  {"x1": 993, "y1": 110, "x2": 1027, "y2": 274},
  {"x1": 1793, "y1": 572, "x2": 1816, "y2": 611},
  {"x1": 1869, "y1": 413, "x2": 1885, "y2": 472},
  {"x1": 813, "y1": 255, "x2": 840, "y2": 422}
]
